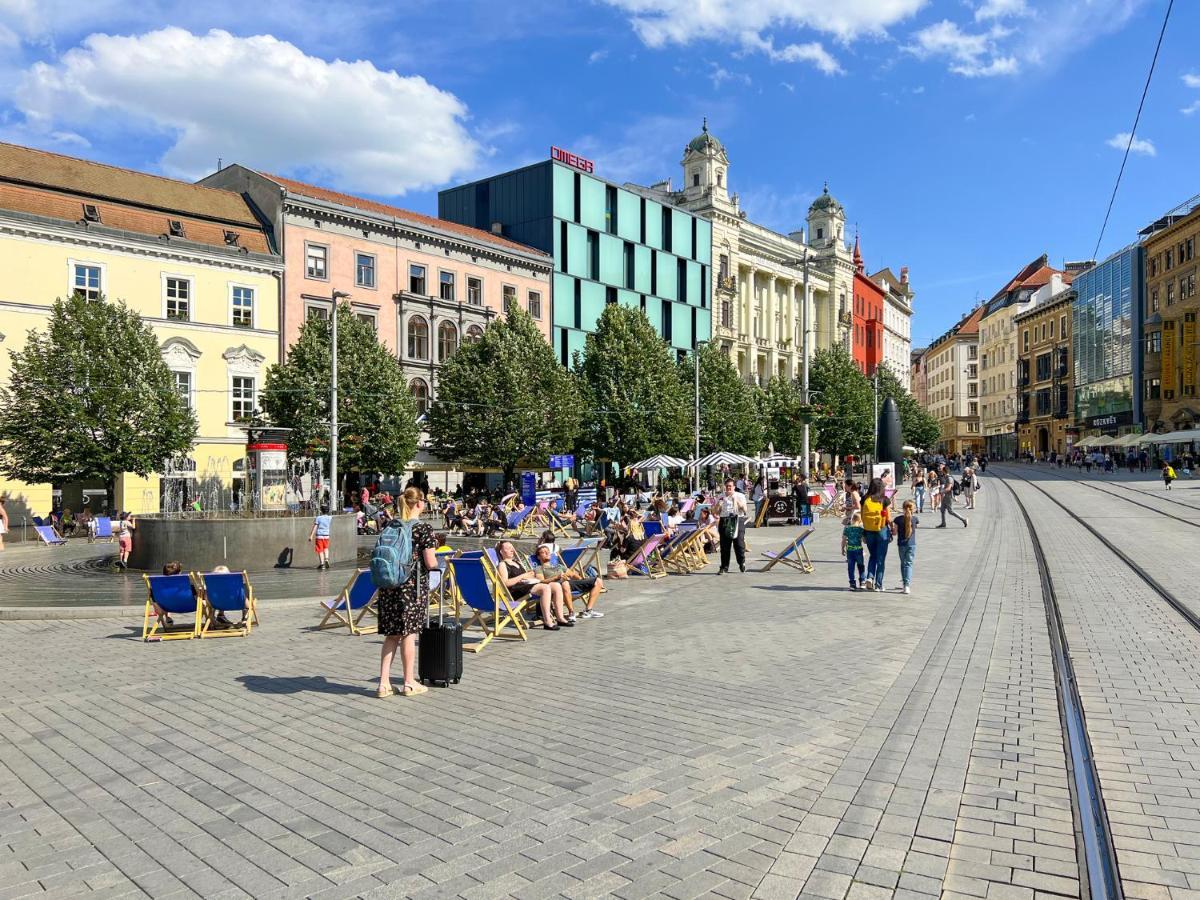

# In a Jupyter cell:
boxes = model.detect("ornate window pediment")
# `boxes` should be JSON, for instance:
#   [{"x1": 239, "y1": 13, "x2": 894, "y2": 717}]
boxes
[
  {"x1": 161, "y1": 336, "x2": 202, "y2": 370},
  {"x1": 223, "y1": 344, "x2": 266, "y2": 376}
]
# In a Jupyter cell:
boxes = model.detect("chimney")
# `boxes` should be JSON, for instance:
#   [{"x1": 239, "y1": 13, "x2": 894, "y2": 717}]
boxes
[
  {"x1": 490, "y1": 222, "x2": 504, "y2": 235},
  {"x1": 900, "y1": 266, "x2": 909, "y2": 284}
]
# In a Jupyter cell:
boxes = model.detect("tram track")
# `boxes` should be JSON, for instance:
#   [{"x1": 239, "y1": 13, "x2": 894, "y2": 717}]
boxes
[
  {"x1": 996, "y1": 476, "x2": 1124, "y2": 900},
  {"x1": 993, "y1": 463, "x2": 1200, "y2": 526}
]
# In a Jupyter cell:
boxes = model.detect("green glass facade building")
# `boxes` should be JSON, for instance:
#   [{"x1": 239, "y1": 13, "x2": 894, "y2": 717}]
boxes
[{"x1": 439, "y1": 159, "x2": 712, "y2": 365}]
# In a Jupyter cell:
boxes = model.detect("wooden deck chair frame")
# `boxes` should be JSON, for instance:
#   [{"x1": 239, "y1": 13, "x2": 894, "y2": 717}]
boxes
[
  {"x1": 760, "y1": 527, "x2": 815, "y2": 573},
  {"x1": 142, "y1": 574, "x2": 202, "y2": 641},
  {"x1": 317, "y1": 569, "x2": 379, "y2": 634},
  {"x1": 660, "y1": 524, "x2": 701, "y2": 574},
  {"x1": 193, "y1": 571, "x2": 258, "y2": 638},
  {"x1": 428, "y1": 550, "x2": 459, "y2": 620},
  {"x1": 561, "y1": 538, "x2": 603, "y2": 578},
  {"x1": 628, "y1": 532, "x2": 669, "y2": 578},
  {"x1": 451, "y1": 555, "x2": 528, "y2": 653}
]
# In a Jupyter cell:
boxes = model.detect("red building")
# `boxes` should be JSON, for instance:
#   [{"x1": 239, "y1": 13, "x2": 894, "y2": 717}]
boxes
[{"x1": 851, "y1": 235, "x2": 885, "y2": 375}]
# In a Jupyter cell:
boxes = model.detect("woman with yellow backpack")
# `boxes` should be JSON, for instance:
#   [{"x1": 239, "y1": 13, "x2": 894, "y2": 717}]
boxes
[{"x1": 860, "y1": 478, "x2": 892, "y2": 592}]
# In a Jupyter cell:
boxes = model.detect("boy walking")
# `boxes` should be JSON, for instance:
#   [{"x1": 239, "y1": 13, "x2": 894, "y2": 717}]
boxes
[
  {"x1": 841, "y1": 512, "x2": 865, "y2": 590},
  {"x1": 309, "y1": 506, "x2": 333, "y2": 569}
]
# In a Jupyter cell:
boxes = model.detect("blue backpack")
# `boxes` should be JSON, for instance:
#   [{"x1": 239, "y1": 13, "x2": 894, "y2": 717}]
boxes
[{"x1": 370, "y1": 520, "x2": 417, "y2": 589}]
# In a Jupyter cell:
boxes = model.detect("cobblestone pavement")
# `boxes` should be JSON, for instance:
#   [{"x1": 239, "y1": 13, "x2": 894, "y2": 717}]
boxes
[
  {"x1": 1003, "y1": 470, "x2": 1200, "y2": 900},
  {"x1": 0, "y1": 476, "x2": 1191, "y2": 900}
]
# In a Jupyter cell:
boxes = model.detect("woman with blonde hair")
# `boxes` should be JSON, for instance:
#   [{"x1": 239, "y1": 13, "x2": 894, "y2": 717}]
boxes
[
  {"x1": 892, "y1": 499, "x2": 919, "y2": 595},
  {"x1": 376, "y1": 487, "x2": 439, "y2": 698}
]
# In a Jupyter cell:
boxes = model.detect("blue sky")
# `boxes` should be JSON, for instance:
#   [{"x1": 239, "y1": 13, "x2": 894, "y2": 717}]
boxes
[{"x1": 1, "y1": 0, "x2": 1196, "y2": 347}]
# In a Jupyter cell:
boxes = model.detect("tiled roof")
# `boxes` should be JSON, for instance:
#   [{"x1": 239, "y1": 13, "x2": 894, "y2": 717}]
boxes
[
  {"x1": 258, "y1": 172, "x2": 551, "y2": 259},
  {"x1": 0, "y1": 142, "x2": 260, "y2": 225},
  {"x1": 957, "y1": 304, "x2": 985, "y2": 336},
  {"x1": 0, "y1": 181, "x2": 270, "y2": 254}
]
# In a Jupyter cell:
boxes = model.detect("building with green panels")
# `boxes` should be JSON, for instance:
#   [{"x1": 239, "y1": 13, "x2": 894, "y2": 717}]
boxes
[{"x1": 438, "y1": 156, "x2": 712, "y2": 365}]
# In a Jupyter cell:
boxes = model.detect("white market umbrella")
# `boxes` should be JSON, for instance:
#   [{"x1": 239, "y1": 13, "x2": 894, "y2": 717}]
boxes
[
  {"x1": 758, "y1": 452, "x2": 803, "y2": 468},
  {"x1": 624, "y1": 454, "x2": 688, "y2": 472},
  {"x1": 688, "y1": 451, "x2": 757, "y2": 470}
]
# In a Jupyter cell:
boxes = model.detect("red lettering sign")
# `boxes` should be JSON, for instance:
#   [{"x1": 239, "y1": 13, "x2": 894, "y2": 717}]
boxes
[{"x1": 551, "y1": 145, "x2": 595, "y2": 174}]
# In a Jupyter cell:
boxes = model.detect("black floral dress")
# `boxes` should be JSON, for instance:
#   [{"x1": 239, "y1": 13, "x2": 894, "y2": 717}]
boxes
[{"x1": 377, "y1": 521, "x2": 435, "y2": 637}]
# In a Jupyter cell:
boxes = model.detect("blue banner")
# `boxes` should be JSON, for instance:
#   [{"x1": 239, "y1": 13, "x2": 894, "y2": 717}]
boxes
[
  {"x1": 521, "y1": 471, "x2": 537, "y2": 507},
  {"x1": 549, "y1": 454, "x2": 575, "y2": 470}
]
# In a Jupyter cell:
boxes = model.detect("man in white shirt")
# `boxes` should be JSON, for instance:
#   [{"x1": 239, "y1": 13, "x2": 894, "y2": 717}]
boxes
[{"x1": 715, "y1": 478, "x2": 749, "y2": 573}]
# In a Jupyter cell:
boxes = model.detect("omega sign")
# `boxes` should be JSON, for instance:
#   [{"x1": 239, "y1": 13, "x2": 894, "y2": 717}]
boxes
[{"x1": 551, "y1": 146, "x2": 594, "y2": 174}]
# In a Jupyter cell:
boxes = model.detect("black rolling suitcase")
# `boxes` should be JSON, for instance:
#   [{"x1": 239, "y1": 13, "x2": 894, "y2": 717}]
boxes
[{"x1": 419, "y1": 597, "x2": 462, "y2": 687}]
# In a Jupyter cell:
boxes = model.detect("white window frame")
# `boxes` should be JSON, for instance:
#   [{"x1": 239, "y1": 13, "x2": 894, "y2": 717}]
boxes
[
  {"x1": 229, "y1": 374, "x2": 257, "y2": 423},
  {"x1": 438, "y1": 270, "x2": 456, "y2": 302},
  {"x1": 355, "y1": 251, "x2": 377, "y2": 290},
  {"x1": 527, "y1": 289, "x2": 542, "y2": 319},
  {"x1": 409, "y1": 264, "x2": 427, "y2": 296},
  {"x1": 305, "y1": 242, "x2": 329, "y2": 281},
  {"x1": 437, "y1": 320, "x2": 458, "y2": 361},
  {"x1": 67, "y1": 258, "x2": 106, "y2": 301},
  {"x1": 410, "y1": 377, "x2": 430, "y2": 417},
  {"x1": 160, "y1": 272, "x2": 193, "y2": 321},
  {"x1": 354, "y1": 307, "x2": 378, "y2": 331},
  {"x1": 406, "y1": 314, "x2": 430, "y2": 361},
  {"x1": 502, "y1": 283, "x2": 517, "y2": 312},
  {"x1": 228, "y1": 282, "x2": 257, "y2": 329},
  {"x1": 465, "y1": 324, "x2": 485, "y2": 344},
  {"x1": 467, "y1": 276, "x2": 483, "y2": 306},
  {"x1": 172, "y1": 369, "x2": 195, "y2": 410},
  {"x1": 305, "y1": 301, "x2": 331, "y2": 321}
]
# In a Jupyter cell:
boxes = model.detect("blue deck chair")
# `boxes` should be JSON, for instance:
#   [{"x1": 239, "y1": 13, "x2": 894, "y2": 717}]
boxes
[
  {"x1": 643, "y1": 519, "x2": 664, "y2": 538},
  {"x1": 34, "y1": 524, "x2": 66, "y2": 547},
  {"x1": 142, "y1": 574, "x2": 202, "y2": 641},
  {"x1": 93, "y1": 516, "x2": 114, "y2": 543},
  {"x1": 195, "y1": 571, "x2": 258, "y2": 638},
  {"x1": 450, "y1": 555, "x2": 527, "y2": 653},
  {"x1": 317, "y1": 569, "x2": 378, "y2": 634},
  {"x1": 660, "y1": 522, "x2": 701, "y2": 574},
  {"x1": 760, "y1": 527, "x2": 815, "y2": 573},
  {"x1": 504, "y1": 506, "x2": 531, "y2": 534}
]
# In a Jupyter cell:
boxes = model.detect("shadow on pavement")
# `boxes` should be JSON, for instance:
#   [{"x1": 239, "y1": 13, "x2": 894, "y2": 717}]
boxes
[{"x1": 236, "y1": 674, "x2": 371, "y2": 696}]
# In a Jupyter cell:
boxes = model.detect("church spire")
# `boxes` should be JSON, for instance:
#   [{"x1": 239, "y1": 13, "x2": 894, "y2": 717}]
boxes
[{"x1": 853, "y1": 231, "x2": 864, "y2": 273}]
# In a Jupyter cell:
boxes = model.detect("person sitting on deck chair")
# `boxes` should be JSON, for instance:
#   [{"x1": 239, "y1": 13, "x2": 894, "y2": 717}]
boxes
[{"x1": 534, "y1": 543, "x2": 605, "y2": 620}]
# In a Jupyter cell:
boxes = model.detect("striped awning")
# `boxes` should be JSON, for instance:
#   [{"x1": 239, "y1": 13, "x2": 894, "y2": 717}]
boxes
[
  {"x1": 687, "y1": 451, "x2": 758, "y2": 469},
  {"x1": 625, "y1": 454, "x2": 689, "y2": 472}
]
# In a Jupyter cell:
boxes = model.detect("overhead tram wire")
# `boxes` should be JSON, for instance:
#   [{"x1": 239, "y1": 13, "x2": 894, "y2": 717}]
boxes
[{"x1": 1092, "y1": 0, "x2": 1174, "y2": 261}]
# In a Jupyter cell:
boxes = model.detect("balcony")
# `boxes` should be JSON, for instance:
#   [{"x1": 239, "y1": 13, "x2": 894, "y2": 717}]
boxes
[
  {"x1": 838, "y1": 310, "x2": 853, "y2": 326},
  {"x1": 1053, "y1": 407, "x2": 1069, "y2": 420},
  {"x1": 1016, "y1": 411, "x2": 1030, "y2": 425},
  {"x1": 717, "y1": 274, "x2": 737, "y2": 293}
]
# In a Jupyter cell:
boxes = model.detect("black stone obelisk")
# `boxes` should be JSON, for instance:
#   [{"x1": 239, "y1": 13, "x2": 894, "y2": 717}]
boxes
[{"x1": 876, "y1": 396, "x2": 903, "y2": 467}]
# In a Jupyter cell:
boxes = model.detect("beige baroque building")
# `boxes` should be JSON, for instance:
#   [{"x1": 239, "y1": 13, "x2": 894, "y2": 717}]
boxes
[
  {"x1": 925, "y1": 306, "x2": 984, "y2": 456},
  {"x1": 634, "y1": 122, "x2": 888, "y2": 385},
  {"x1": 978, "y1": 255, "x2": 1072, "y2": 459}
]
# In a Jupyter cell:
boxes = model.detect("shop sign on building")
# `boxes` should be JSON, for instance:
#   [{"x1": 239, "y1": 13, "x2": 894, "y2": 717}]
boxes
[{"x1": 550, "y1": 146, "x2": 594, "y2": 174}]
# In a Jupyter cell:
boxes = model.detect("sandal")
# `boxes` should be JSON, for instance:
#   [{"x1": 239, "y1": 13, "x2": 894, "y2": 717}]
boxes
[
  {"x1": 402, "y1": 683, "x2": 429, "y2": 697},
  {"x1": 377, "y1": 684, "x2": 395, "y2": 698}
]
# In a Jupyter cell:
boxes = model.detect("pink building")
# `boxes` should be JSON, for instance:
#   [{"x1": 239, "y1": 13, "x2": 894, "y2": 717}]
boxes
[{"x1": 200, "y1": 166, "x2": 552, "y2": 415}]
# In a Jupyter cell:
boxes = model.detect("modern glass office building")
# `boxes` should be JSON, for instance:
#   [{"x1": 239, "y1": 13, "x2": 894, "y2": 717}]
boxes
[
  {"x1": 1072, "y1": 244, "x2": 1144, "y2": 434},
  {"x1": 439, "y1": 154, "x2": 713, "y2": 365}
]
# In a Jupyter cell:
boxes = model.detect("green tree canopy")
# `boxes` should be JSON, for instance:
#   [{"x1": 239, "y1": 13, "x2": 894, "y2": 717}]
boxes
[
  {"x1": 260, "y1": 304, "x2": 419, "y2": 476},
  {"x1": 808, "y1": 346, "x2": 874, "y2": 457},
  {"x1": 0, "y1": 293, "x2": 198, "y2": 501},
  {"x1": 426, "y1": 306, "x2": 580, "y2": 483},
  {"x1": 576, "y1": 305, "x2": 691, "y2": 465},
  {"x1": 685, "y1": 342, "x2": 763, "y2": 455},
  {"x1": 760, "y1": 375, "x2": 809, "y2": 455}
]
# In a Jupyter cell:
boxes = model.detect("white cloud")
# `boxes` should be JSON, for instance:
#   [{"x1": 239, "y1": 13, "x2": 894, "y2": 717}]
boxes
[
  {"x1": 1106, "y1": 132, "x2": 1156, "y2": 156},
  {"x1": 781, "y1": 81, "x2": 796, "y2": 92},
  {"x1": 588, "y1": 48, "x2": 608, "y2": 64},
  {"x1": 601, "y1": 0, "x2": 927, "y2": 44},
  {"x1": 974, "y1": 0, "x2": 1029, "y2": 21},
  {"x1": 738, "y1": 32, "x2": 841, "y2": 75},
  {"x1": 907, "y1": 20, "x2": 1017, "y2": 77},
  {"x1": 1183, "y1": 102, "x2": 1200, "y2": 116},
  {"x1": 600, "y1": 0, "x2": 922, "y2": 72},
  {"x1": 572, "y1": 113, "x2": 700, "y2": 186},
  {"x1": 709, "y1": 64, "x2": 752, "y2": 89},
  {"x1": 1185, "y1": 73, "x2": 1200, "y2": 89},
  {"x1": 12, "y1": 27, "x2": 483, "y2": 195}
]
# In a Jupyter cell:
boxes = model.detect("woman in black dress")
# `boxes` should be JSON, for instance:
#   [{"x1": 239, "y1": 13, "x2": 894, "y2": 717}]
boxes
[{"x1": 376, "y1": 487, "x2": 439, "y2": 698}]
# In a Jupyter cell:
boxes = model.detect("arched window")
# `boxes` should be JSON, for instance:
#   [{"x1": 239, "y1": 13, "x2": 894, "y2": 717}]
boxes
[
  {"x1": 410, "y1": 378, "x2": 429, "y2": 417},
  {"x1": 438, "y1": 321, "x2": 458, "y2": 361},
  {"x1": 407, "y1": 315, "x2": 429, "y2": 360},
  {"x1": 465, "y1": 324, "x2": 484, "y2": 344},
  {"x1": 716, "y1": 169, "x2": 724, "y2": 187}
]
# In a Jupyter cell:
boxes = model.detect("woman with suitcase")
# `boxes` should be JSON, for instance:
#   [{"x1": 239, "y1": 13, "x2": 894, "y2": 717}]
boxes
[{"x1": 376, "y1": 487, "x2": 439, "y2": 698}]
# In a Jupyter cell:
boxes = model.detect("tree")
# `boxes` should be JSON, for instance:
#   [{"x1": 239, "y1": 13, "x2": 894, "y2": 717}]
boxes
[
  {"x1": 426, "y1": 306, "x2": 580, "y2": 485},
  {"x1": 685, "y1": 342, "x2": 763, "y2": 455},
  {"x1": 808, "y1": 346, "x2": 874, "y2": 457},
  {"x1": 760, "y1": 376, "x2": 808, "y2": 455},
  {"x1": 260, "y1": 304, "x2": 419, "y2": 478},
  {"x1": 576, "y1": 305, "x2": 691, "y2": 467},
  {"x1": 0, "y1": 293, "x2": 198, "y2": 505},
  {"x1": 875, "y1": 362, "x2": 940, "y2": 451}
]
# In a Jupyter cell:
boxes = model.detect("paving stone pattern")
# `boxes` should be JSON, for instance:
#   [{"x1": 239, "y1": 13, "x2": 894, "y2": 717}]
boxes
[
  {"x1": 0, "y1": 489, "x2": 1078, "y2": 900},
  {"x1": 1010, "y1": 475, "x2": 1200, "y2": 900}
]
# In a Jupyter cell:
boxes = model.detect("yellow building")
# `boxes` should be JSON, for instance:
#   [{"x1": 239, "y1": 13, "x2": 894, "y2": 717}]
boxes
[
  {"x1": 1014, "y1": 287, "x2": 1073, "y2": 457},
  {"x1": 0, "y1": 143, "x2": 282, "y2": 521}
]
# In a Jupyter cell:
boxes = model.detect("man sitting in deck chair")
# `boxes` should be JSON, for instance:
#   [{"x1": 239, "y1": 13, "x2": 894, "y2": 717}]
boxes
[
  {"x1": 760, "y1": 527, "x2": 815, "y2": 574},
  {"x1": 142, "y1": 563, "x2": 202, "y2": 641},
  {"x1": 533, "y1": 543, "x2": 605, "y2": 619}
]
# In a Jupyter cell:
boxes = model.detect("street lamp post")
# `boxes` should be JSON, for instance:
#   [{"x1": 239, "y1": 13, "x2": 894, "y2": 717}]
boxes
[
  {"x1": 783, "y1": 252, "x2": 812, "y2": 476},
  {"x1": 694, "y1": 340, "x2": 708, "y2": 493},
  {"x1": 329, "y1": 289, "x2": 350, "y2": 511}
]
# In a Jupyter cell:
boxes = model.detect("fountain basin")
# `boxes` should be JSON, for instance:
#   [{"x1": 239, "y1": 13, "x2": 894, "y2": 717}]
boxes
[{"x1": 127, "y1": 513, "x2": 357, "y2": 573}]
